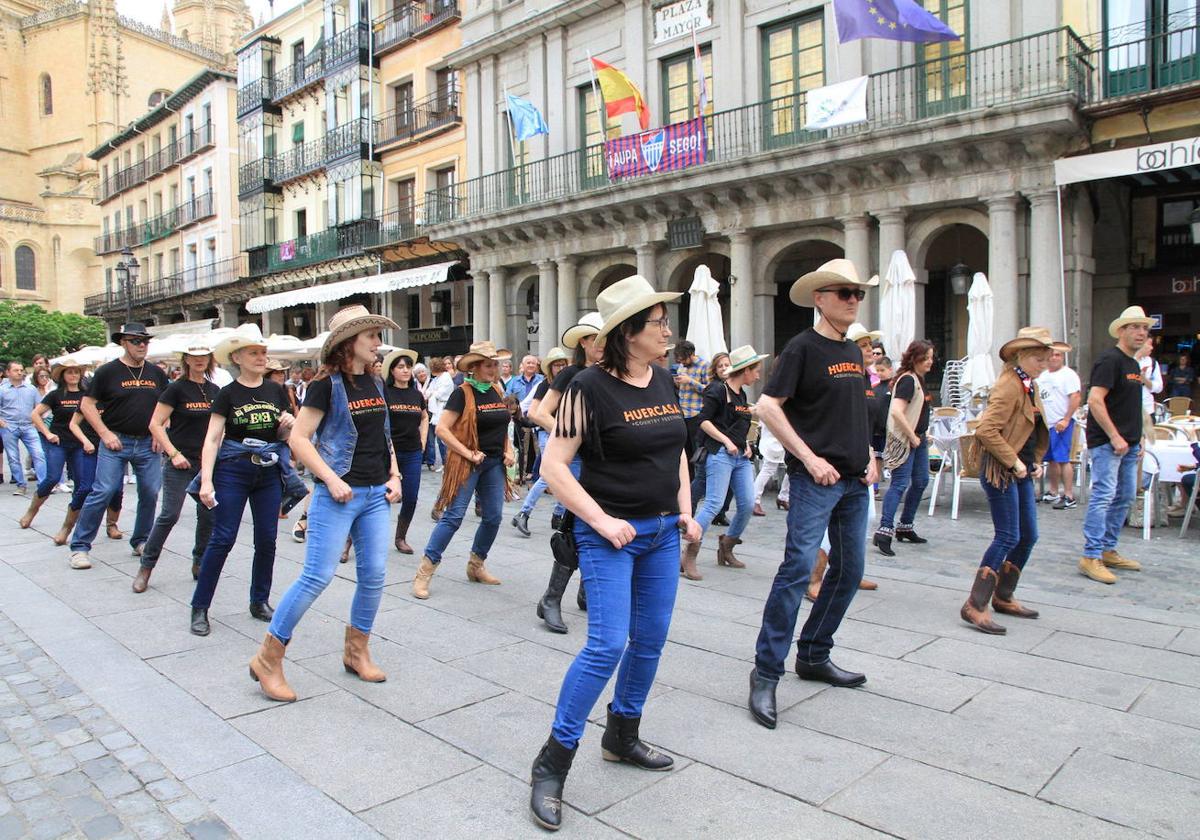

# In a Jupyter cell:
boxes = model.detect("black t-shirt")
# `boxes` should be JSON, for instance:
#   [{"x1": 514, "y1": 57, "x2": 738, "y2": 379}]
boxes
[
  {"x1": 532, "y1": 380, "x2": 552, "y2": 403},
  {"x1": 892, "y1": 373, "x2": 932, "y2": 435},
  {"x1": 86, "y1": 359, "x2": 168, "y2": 435},
  {"x1": 865, "y1": 379, "x2": 891, "y2": 448},
  {"x1": 763, "y1": 329, "x2": 871, "y2": 479},
  {"x1": 559, "y1": 365, "x2": 687, "y2": 517},
  {"x1": 158, "y1": 378, "x2": 220, "y2": 461},
  {"x1": 444, "y1": 383, "x2": 510, "y2": 456},
  {"x1": 305, "y1": 375, "x2": 391, "y2": 485},
  {"x1": 41, "y1": 388, "x2": 85, "y2": 441},
  {"x1": 211, "y1": 380, "x2": 290, "y2": 443},
  {"x1": 697, "y1": 381, "x2": 752, "y2": 454},
  {"x1": 384, "y1": 382, "x2": 426, "y2": 453},
  {"x1": 1086, "y1": 347, "x2": 1143, "y2": 448},
  {"x1": 551, "y1": 364, "x2": 584, "y2": 394}
]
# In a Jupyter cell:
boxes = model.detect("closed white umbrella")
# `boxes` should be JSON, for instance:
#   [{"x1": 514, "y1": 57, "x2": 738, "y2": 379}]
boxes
[
  {"x1": 880, "y1": 250, "x2": 916, "y2": 357},
  {"x1": 685, "y1": 265, "x2": 727, "y2": 360},
  {"x1": 962, "y1": 272, "x2": 996, "y2": 394}
]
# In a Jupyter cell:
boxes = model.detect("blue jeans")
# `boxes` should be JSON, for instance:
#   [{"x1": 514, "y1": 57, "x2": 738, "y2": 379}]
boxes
[
  {"x1": 755, "y1": 472, "x2": 867, "y2": 679},
  {"x1": 695, "y1": 450, "x2": 755, "y2": 539},
  {"x1": 423, "y1": 455, "x2": 505, "y2": 563},
  {"x1": 140, "y1": 457, "x2": 213, "y2": 569},
  {"x1": 880, "y1": 440, "x2": 929, "y2": 530},
  {"x1": 424, "y1": 424, "x2": 447, "y2": 466},
  {"x1": 396, "y1": 449, "x2": 423, "y2": 523},
  {"x1": 190, "y1": 457, "x2": 281, "y2": 609},
  {"x1": 270, "y1": 483, "x2": 391, "y2": 643},
  {"x1": 521, "y1": 450, "x2": 581, "y2": 518},
  {"x1": 551, "y1": 514, "x2": 680, "y2": 749},
  {"x1": 1082, "y1": 443, "x2": 1140, "y2": 559},
  {"x1": 2, "y1": 424, "x2": 46, "y2": 489},
  {"x1": 36, "y1": 440, "x2": 83, "y2": 503},
  {"x1": 979, "y1": 474, "x2": 1038, "y2": 572},
  {"x1": 71, "y1": 435, "x2": 162, "y2": 553}
]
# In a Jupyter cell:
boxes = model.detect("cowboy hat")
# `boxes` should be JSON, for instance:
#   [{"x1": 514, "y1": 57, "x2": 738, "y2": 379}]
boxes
[
  {"x1": 49, "y1": 357, "x2": 84, "y2": 384},
  {"x1": 999, "y1": 326, "x2": 1072, "y2": 363},
  {"x1": 595, "y1": 276, "x2": 681, "y2": 340},
  {"x1": 846, "y1": 323, "x2": 883, "y2": 344},
  {"x1": 561, "y1": 312, "x2": 604, "y2": 349},
  {"x1": 213, "y1": 323, "x2": 270, "y2": 366},
  {"x1": 457, "y1": 340, "x2": 512, "y2": 372},
  {"x1": 727, "y1": 344, "x2": 770, "y2": 374},
  {"x1": 321, "y1": 305, "x2": 400, "y2": 363},
  {"x1": 265, "y1": 358, "x2": 291, "y2": 372},
  {"x1": 111, "y1": 322, "x2": 152, "y2": 343},
  {"x1": 382, "y1": 347, "x2": 419, "y2": 376},
  {"x1": 1108, "y1": 305, "x2": 1154, "y2": 338},
  {"x1": 788, "y1": 259, "x2": 878, "y2": 306},
  {"x1": 540, "y1": 347, "x2": 569, "y2": 378},
  {"x1": 178, "y1": 342, "x2": 214, "y2": 359}
]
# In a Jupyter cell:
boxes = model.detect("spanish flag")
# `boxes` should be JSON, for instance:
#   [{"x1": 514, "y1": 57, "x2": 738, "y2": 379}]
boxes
[{"x1": 591, "y1": 57, "x2": 651, "y2": 130}]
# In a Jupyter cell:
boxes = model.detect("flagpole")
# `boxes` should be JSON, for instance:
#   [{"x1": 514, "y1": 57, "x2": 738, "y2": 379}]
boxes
[
  {"x1": 585, "y1": 51, "x2": 607, "y2": 143},
  {"x1": 501, "y1": 86, "x2": 520, "y2": 168}
]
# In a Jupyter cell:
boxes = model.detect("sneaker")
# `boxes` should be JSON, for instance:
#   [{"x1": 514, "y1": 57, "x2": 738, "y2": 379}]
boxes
[
  {"x1": 1102, "y1": 549, "x2": 1141, "y2": 571},
  {"x1": 1053, "y1": 495, "x2": 1077, "y2": 510},
  {"x1": 1078, "y1": 556, "x2": 1116, "y2": 584},
  {"x1": 13, "y1": 485, "x2": 26, "y2": 497},
  {"x1": 291, "y1": 516, "x2": 307, "y2": 543},
  {"x1": 1039, "y1": 492, "x2": 1058, "y2": 503},
  {"x1": 69, "y1": 552, "x2": 93, "y2": 570}
]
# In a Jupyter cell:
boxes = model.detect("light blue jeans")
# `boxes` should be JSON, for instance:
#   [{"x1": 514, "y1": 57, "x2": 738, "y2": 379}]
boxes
[
  {"x1": 269, "y1": 482, "x2": 392, "y2": 643},
  {"x1": 1082, "y1": 443, "x2": 1140, "y2": 559},
  {"x1": 2, "y1": 424, "x2": 46, "y2": 489},
  {"x1": 423, "y1": 455, "x2": 505, "y2": 563},
  {"x1": 695, "y1": 450, "x2": 755, "y2": 539},
  {"x1": 71, "y1": 435, "x2": 161, "y2": 553}
]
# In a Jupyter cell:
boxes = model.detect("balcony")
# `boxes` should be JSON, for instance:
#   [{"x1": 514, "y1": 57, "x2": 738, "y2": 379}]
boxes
[
  {"x1": 175, "y1": 123, "x2": 215, "y2": 164},
  {"x1": 83, "y1": 255, "x2": 248, "y2": 316},
  {"x1": 96, "y1": 123, "x2": 215, "y2": 203},
  {"x1": 92, "y1": 192, "x2": 215, "y2": 255},
  {"x1": 366, "y1": 203, "x2": 423, "y2": 248},
  {"x1": 139, "y1": 205, "x2": 180, "y2": 246},
  {"x1": 176, "y1": 191, "x2": 216, "y2": 228},
  {"x1": 375, "y1": 85, "x2": 460, "y2": 147},
  {"x1": 275, "y1": 136, "x2": 326, "y2": 184},
  {"x1": 237, "y1": 76, "x2": 278, "y2": 116},
  {"x1": 1084, "y1": 20, "x2": 1200, "y2": 101},
  {"x1": 373, "y1": 1, "x2": 460, "y2": 56},
  {"x1": 272, "y1": 53, "x2": 324, "y2": 104},
  {"x1": 324, "y1": 23, "x2": 369, "y2": 73},
  {"x1": 273, "y1": 119, "x2": 373, "y2": 185},
  {"x1": 238, "y1": 157, "x2": 281, "y2": 196},
  {"x1": 93, "y1": 227, "x2": 140, "y2": 255},
  {"x1": 259, "y1": 219, "x2": 379, "y2": 275}
]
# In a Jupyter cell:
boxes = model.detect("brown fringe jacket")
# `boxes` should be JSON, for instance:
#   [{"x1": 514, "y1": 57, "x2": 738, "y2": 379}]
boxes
[
  {"x1": 975, "y1": 367, "x2": 1049, "y2": 490},
  {"x1": 434, "y1": 382, "x2": 514, "y2": 510}
]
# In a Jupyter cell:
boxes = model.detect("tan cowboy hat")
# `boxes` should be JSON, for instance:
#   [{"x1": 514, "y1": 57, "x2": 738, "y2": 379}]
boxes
[
  {"x1": 321, "y1": 305, "x2": 400, "y2": 363},
  {"x1": 178, "y1": 342, "x2": 214, "y2": 361},
  {"x1": 213, "y1": 323, "x2": 269, "y2": 366},
  {"x1": 457, "y1": 340, "x2": 512, "y2": 372},
  {"x1": 540, "y1": 347, "x2": 569, "y2": 378},
  {"x1": 727, "y1": 344, "x2": 770, "y2": 374},
  {"x1": 999, "y1": 326, "x2": 1072, "y2": 363},
  {"x1": 595, "y1": 275, "x2": 681, "y2": 340},
  {"x1": 265, "y1": 358, "x2": 291, "y2": 372},
  {"x1": 49, "y1": 357, "x2": 84, "y2": 384},
  {"x1": 561, "y1": 312, "x2": 604, "y2": 349},
  {"x1": 382, "y1": 347, "x2": 419, "y2": 375},
  {"x1": 789, "y1": 259, "x2": 878, "y2": 306},
  {"x1": 1108, "y1": 305, "x2": 1154, "y2": 338},
  {"x1": 846, "y1": 323, "x2": 883, "y2": 344}
]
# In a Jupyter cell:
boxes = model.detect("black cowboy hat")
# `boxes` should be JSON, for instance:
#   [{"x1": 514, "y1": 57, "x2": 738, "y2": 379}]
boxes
[{"x1": 111, "y1": 322, "x2": 152, "y2": 342}]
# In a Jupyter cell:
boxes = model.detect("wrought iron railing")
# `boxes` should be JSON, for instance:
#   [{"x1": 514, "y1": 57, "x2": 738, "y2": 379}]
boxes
[
  {"x1": 237, "y1": 77, "x2": 277, "y2": 116},
  {"x1": 93, "y1": 227, "x2": 140, "y2": 255},
  {"x1": 275, "y1": 136, "x2": 326, "y2": 184},
  {"x1": 83, "y1": 255, "x2": 248, "y2": 316},
  {"x1": 373, "y1": 1, "x2": 460, "y2": 54},
  {"x1": 1083, "y1": 21, "x2": 1199, "y2": 99},
  {"x1": 93, "y1": 192, "x2": 216, "y2": 253},
  {"x1": 96, "y1": 123, "x2": 215, "y2": 202},
  {"x1": 325, "y1": 118, "x2": 373, "y2": 160},
  {"x1": 365, "y1": 204, "x2": 423, "y2": 248},
  {"x1": 176, "y1": 123, "x2": 215, "y2": 162},
  {"x1": 324, "y1": 23, "x2": 369, "y2": 71},
  {"x1": 177, "y1": 192, "x2": 216, "y2": 228},
  {"x1": 238, "y1": 157, "x2": 281, "y2": 196},
  {"x1": 258, "y1": 219, "x2": 379, "y2": 275},
  {"x1": 270, "y1": 119, "x2": 372, "y2": 184},
  {"x1": 375, "y1": 85, "x2": 460, "y2": 146},
  {"x1": 272, "y1": 54, "x2": 324, "y2": 103}
]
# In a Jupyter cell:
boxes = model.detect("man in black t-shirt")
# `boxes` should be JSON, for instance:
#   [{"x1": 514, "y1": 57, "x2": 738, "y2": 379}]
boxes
[
  {"x1": 749, "y1": 259, "x2": 879, "y2": 730},
  {"x1": 68, "y1": 323, "x2": 169, "y2": 569},
  {"x1": 1079, "y1": 305, "x2": 1154, "y2": 584}
]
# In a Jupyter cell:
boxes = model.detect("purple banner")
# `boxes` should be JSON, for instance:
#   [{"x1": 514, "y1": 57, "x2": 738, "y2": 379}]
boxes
[{"x1": 604, "y1": 117, "x2": 708, "y2": 180}]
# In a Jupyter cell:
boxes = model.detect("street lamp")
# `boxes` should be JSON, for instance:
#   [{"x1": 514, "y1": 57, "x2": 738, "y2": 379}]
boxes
[{"x1": 115, "y1": 246, "x2": 141, "y2": 325}]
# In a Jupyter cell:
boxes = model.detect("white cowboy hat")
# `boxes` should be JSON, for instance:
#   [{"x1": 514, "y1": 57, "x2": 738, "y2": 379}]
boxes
[
  {"x1": 382, "y1": 347, "x2": 419, "y2": 376},
  {"x1": 178, "y1": 342, "x2": 214, "y2": 360},
  {"x1": 213, "y1": 323, "x2": 269, "y2": 366},
  {"x1": 457, "y1": 340, "x2": 512, "y2": 372},
  {"x1": 998, "y1": 326, "x2": 1072, "y2": 363},
  {"x1": 1108, "y1": 305, "x2": 1154, "y2": 338},
  {"x1": 561, "y1": 312, "x2": 604, "y2": 349},
  {"x1": 49, "y1": 357, "x2": 84, "y2": 384},
  {"x1": 595, "y1": 276, "x2": 681, "y2": 340},
  {"x1": 727, "y1": 344, "x2": 770, "y2": 374},
  {"x1": 789, "y1": 259, "x2": 878, "y2": 306},
  {"x1": 321, "y1": 305, "x2": 400, "y2": 363},
  {"x1": 540, "y1": 347, "x2": 569, "y2": 378},
  {"x1": 846, "y1": 323, "x2": 883, "y2": 344}
]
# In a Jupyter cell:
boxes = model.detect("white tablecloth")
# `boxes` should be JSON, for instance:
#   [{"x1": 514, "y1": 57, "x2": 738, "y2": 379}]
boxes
[{"x1": 1146, "y1": 442, "x2": 1197, "y2": 485}]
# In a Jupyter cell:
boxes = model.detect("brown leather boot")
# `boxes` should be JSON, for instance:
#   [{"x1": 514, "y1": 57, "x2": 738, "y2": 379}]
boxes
[
  {"x1": 412, "y1": 556, "x2": 437, "y2": 599},
  {"x1": 394, "y1": 517, "x2": 413, "y2": 555},
  {"x1": 806, "y1": 549, "x2": 829, "y2": 602},
  {"x1": 249, "y1": 633, "x2": 297, "y2": 702},
  {"x1": 716, "y1": 535, "x2": 746, "y2": 568},
  {"x1": 992, "y1": 560, "x2": 1038, "y2": 618},
  {"x1": 467, "y1": 552, "x2": 501, "y2": 584},
  {"x1": 858, "y1": 578, "x2": 878, "y2": 591},
  {"x1": 131, "y1": 566, "x2": 152, "y2": 594},
  {"x1": 342, "y1": 626, "x2": 386, "y2": 682},
  {"x1": 19, "y1": 494, "x2": 47, "y2": 529},
  {"x1": 105, "y1": 508, "x2": 123, "y2": 540},
  {"x1": 680, "y1": 540, "x2": 703, "y2": 580},
  {"x1": 53, "y1": 508, "x2": 80, "y2": 546},
  {"x1": 960, "y1": 567, "x2": 1007, "y2": 634}
]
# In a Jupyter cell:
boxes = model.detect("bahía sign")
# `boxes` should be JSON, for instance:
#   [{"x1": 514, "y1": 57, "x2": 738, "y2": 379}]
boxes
[{"x1": 605, "y1": 116, "x2": 707, "y2": 180}]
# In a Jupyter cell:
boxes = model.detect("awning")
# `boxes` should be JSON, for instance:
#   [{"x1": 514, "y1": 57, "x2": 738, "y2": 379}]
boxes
[
  {"x1": 1054, "y1": 136, "x2": 1200, "y2": 186},
  {"x1": 146, "y1": 319, "x2": 217, "y2": 337},
  {"x1": 245, "y1": 261, "x2": 459, "y2": 314}
]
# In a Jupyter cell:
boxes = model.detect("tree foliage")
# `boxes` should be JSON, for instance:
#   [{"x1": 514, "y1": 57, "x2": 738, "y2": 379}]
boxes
[{"x1": 0, "y1": 301, "x2": 107, "y2": 364}]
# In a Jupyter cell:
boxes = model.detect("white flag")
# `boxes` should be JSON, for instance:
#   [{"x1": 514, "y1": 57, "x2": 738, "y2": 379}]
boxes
[{"x1": 803, "y1": 75, "x2": 869, "y2": 131}]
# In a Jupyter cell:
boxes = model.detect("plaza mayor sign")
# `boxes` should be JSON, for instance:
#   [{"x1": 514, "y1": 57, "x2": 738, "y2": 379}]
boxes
[{"x1": 653, "y1": 0, "x2": 712, "y2": 44}]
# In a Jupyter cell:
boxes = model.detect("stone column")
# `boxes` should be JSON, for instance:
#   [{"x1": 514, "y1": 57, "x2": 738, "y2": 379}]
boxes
[
  {"x1": 1027, "y1": 188, "x2": 1064, "y2": 336},
  {"x1": 218, "y1": 302, "x2": 240, "y2": 328},
  {"x1": 383, "y1": 291, "x2": 408, "y2": 348},
  {"x1": 729, "y1": 230, "x2": 754, "y2": 350},
  {"x1": 473, "y1": 270, "x2": 490, "y2": 343},
  {"x1": 875, "y1": 209, "x2": 906, "y2": 331},
  {"x1": 635, "y1": 242, "x2": 657, "y2": 287},
  {"x1": 488, "y1": 266, "x2": 507, "y2": 348},
  {"x1": 316, "y1": 300, "x2": 338, "y2": 331},
  {"x1": 556, "y1": 256, "x2": 578, "y2": 336},
  {"x1": 261, "y1": 308, "x2": 283, "y2": 338},
  {"x1": 537, "y1": 259, "x2": 559, "y2": 355},
  {"x1": 986, "y1": 194, "x2": 1022, "y2": 356}
]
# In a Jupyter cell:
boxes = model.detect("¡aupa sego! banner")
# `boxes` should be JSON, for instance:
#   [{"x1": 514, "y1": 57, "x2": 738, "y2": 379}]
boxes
[{"x1": 604, "y1": 117, "x2": 708, "y2": 180}]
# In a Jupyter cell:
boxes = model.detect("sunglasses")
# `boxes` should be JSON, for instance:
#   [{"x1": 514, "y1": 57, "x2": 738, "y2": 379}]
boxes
[
  {"x1": 123, "y1": 337, "x2": 149, "y2": 346},
  {"x1": 816, "y1": 287, "x2": 867, "y2": 302}
]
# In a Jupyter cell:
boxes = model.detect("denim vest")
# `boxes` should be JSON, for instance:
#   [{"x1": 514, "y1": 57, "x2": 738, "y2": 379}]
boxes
[{"x1": 314, "y1": 372, "x2": 392, "y2": 478}]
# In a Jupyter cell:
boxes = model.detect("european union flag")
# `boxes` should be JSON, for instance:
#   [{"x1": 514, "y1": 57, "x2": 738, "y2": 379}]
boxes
[
  {"x1": 505, "y1": 94, "x2": 550, "y2": 142},
  {"x1": 833, "y1": 0, "x2": 960, "y2": 44}
]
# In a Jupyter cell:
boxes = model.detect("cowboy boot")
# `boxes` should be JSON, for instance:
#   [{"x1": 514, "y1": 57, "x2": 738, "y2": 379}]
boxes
[
  {"x1": 536, "y1": 562, "x2": 574, "y2": 634},
  {"x1": 530, "y1": 735, "x2": 576, "y2": 831},
  {"x1": 131, "y1": 566, "x2": 152, "y2": 594},
  {"x1": 716, "y1": 535, "x2": 745, "y2": 568},
  {"x1": 394, "y1": 517, "x2": 413, "y2": 554},
  {"x1": 412, "y1": 556, "x2": 437, "y2": 599},
  {"x1": 680, "y1": 540, "x2": 703, "y2": 581},
  {"x1": 600, "y1": 704, "x2": 674, "y2": 770},
  {"x1": 576, "y1": 579, "x2": 587, "y2": 612},
  {"x1": 340, "y1": 538, "x2": 351, "y2": 564},
  {"x1": 52, "y1": 508, "x2": 79, "y2": 546},
  {"x1": 342, "y1": 626, "x2": 386, "y2": 682},
  {"x1": 858, "y1": 578, "x2": 879, "y2": 591},
  {"x1": 992, "y1": 560, "x2": 1039, "y2": 618},
  {"x1": 806, "y1": 549, "x2": 829, "y2": 602},
  {"x1": 752, "y1": 502, "x2": 766, "y2": 517},
  {"x1": 105, "y1": 508, "x2": 123, "y2": 540},
  {"x1": 249, "y1": 633, "x2": 297, "y2": 702},
  {"x1": 467, "y1": 552, "x2": 501, "y2": 584},
  {"x1": 960, "y1": 567, "x2": 1007, "y2": 635},
  {"x1": 18, "y1": 494, "x2": 47, "y2": 529}
]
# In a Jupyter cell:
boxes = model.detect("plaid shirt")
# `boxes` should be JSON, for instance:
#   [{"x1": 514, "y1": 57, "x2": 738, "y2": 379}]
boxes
[{"x1": 676, "y1": 357, "x2": 710, "y2": 418}]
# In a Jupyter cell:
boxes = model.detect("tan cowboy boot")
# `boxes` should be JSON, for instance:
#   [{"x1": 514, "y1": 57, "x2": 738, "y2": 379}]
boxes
[
  {"x1": 992, "y1": 560, "x2": 1038, "y2": 618},
  {"x1": 248, "y1": 633, "x2": 297, "y2": 702},
  {"x1": 412, "y1": 556, "x2": 437, "y2": 599},
  {"x1": 806, "y1": 549, "x2": 829, "y2": 602},
  {"x1": 467, "y1": 552, "x2": 501, "y2": 584},
  {"x1": 19, "y1": 494, "x2": 47, "y2": 529},
  {"x1": 105, "y1": 508, "x2": 123, "y2": 540},
  {"x1": 716, "y1": 535, "x2": 746, "y2": 568},
  {"x1": 52, "y1": 508, "x2": 80, "y2": 546},
  {"x1": 342, "y1": 626, "x2": 386, "y2": 682},
  {"x1": 680, "y1": 540, "x2": 703, "y2": 580},
  {"x1": 960, "y1": 567, "x2": 1007, "y2": 635}
]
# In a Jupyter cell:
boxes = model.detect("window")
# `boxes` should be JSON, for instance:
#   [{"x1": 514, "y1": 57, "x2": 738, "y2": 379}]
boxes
[
  {"x1": 136, "y1": 142, "x2": 145, "y2": 162},
  {"x1": 408, "y1": 292, "x2": 421, "y2": 329},
  {"x1": 201, "y1": 103, "x2": 211, "y2": 126},
  {"x1": 661, "y1": 46, "x2": 713, "y2": 124},
  {"x1": 153, "y1": 192, "x2": 163, "y2": 215},
  {"x1": 393, "y1": 178, "x2": 415, "y2": 218},
  {"x1": 295, "y1": 208, "x2": 308, "y2": 238},
  {"x1": 186, "y1": 176, "x2": 196, "y2": 201},
  {"x1": 761, "y1": 14, "x2": 825, "y2": 142},
  {"x1": 203, "y1": 168, "x2": 213, "y2": 196},
  {"x1": 435, "y1": 67, "x2": 456, "y2": 107},
  {"x1": 170, "y1": 248, "x2": 180, "y2": 274},
  {"x1": 1103, "y1": 0, "x2": 1198, "y2": 96},
  {"x1": 139, "y1": 199, "x2": 148, "y2": 222},
  {"x1": 154, "y1": 253, "x2": 164, "y2": 280},
  {"x1": 39, "y1": 74, "x2": 52, "y2": 115},
  {"x1": 918, "y1": 0, "x2": 969, "y2": 115},
  {"x1": 205, "y1": 238, "x2": 217, "y2": 264},
  {"x1": 125, "y1": 207, "x2": 134, "y2": 229},
  {"x1": 292, "y1": 121, "x2": 305, "y2": 144},
  {"x1": 148, "y1": 89, "x2": 170, "y2": 108},
  {"x1": 578, "y1": 85, "x2": 620, "y2": 186},
  {"x1": 15, "y1": 246, "x2": 36, "y2": 291}
]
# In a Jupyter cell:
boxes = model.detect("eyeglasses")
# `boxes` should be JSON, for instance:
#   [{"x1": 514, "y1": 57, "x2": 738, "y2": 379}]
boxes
[
  {"x1": 816, "y1": 287, "x2": 867, "y2": 302},
  {"x1": 124, "y1": 337, "x2": 149, "y2": 346},
  {"x1": 871, "y1": 349, "x2": 883, "y2": 356},
  {"x1": 645, "y1": 315, "x2": 671, "y2": 330}
]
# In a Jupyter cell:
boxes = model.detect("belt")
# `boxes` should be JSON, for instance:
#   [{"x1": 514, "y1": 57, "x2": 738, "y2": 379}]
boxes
[{"x1": 115, "y1": 431, "x2": 150, "y2": 439}]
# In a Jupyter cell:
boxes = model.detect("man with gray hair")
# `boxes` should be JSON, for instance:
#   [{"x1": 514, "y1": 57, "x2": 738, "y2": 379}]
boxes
[{"x1": 505, "y1": 354, "x2": 544, "y2": 407}]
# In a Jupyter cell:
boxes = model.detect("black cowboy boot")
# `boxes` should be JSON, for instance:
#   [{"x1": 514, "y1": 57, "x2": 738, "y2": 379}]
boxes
[
  {"x1": 576, "y1": 580, "x2": 587, "y2": 612},
  {"x1": 873, "y1": 529, "x2": 896, "y2": 557},
  {"x1": 895, "y1": 525, "x2": 928, "y2": 544},
  {"x1": 536, "y1": 562, "x2": 575, "y2": 634},
  {"x1": 530, "y1": 735, "x2": 576, "y2": 831},
  {"x1": 748, "y1": 667, "x2": 777, "y2": 729},
  {"x1": 599, "y1": 704, "x2": 674, "y2": 771}
]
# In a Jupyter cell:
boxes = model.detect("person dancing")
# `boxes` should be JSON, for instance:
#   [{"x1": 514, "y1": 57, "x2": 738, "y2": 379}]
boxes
[
  {"x1": 382, "y1": 347, "x2": 427, "y2": 554},
  {"x1": 511, "y1": 346, "x2": 570, "y2": 538},
  {"x1": 23, "y1": 359, "x2": 91, "y2": 532}
]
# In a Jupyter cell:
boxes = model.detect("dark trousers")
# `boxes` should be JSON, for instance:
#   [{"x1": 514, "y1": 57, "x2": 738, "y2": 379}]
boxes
[
  {"x1": 396, "y1": 448, "x2": 423, "y2": 523},
  {"x1": 141, "y1": 457, "x2": 213, "y2": 569},
  {"x1": 979, "y1": 474, "x2": 1038, "y2": 572}
]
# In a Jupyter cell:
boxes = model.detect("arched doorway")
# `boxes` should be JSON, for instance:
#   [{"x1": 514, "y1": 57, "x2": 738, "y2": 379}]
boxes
[
  {"x1": 770, "y1": 241, "x2": 844, "y2": 354},
  {"x1": 665, "y1": 252, "x2": 732, "y2": 347},
  {"x1": 921, "y1": 224, "x2": 988, "y2": 382}
]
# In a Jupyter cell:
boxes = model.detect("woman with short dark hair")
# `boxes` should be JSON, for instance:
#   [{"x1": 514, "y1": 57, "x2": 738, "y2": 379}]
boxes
[{"x1": 382, "y1": 348, "x2": 427, "y2": 554}]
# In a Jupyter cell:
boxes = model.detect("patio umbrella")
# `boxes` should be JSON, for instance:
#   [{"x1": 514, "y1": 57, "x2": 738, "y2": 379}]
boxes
[
  {"x1": 880, "y1": 250, "x2": 915, "y2": 358},
  {"x1": 686, "y1": 265, "x2": 727, "y2": 360},
  {"x1": 52, "y1": 345, "x2": 122, "y2": 368},
  {"x1": 265, "y1": 334, "x2": 310, "y2": 361},
  {"x1": 962, "y1": 272, "x2": 996, "y2": 394}
]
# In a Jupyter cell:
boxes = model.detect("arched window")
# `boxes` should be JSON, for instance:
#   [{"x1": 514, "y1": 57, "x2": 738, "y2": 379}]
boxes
[
  {"x1": 148, "y1": 89, "x2": 171, "y2": 108},
  {"x1": 39, "y1": 74, "x2": 52, "y2": 115},
  {"x1": 15, "y1": 245, "x2": 36, "y2": 291}
]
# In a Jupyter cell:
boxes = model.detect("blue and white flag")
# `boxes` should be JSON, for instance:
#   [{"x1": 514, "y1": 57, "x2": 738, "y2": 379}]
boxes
[
  {"x1": 505, "y1": 93, "x2": 550, "y2": 142},
  {"x1": 804, "y1": 75, "x2": 870, "y2": 130},
  {"x1": 833, "y1": 0, "x2": 960, "y2": 44}
]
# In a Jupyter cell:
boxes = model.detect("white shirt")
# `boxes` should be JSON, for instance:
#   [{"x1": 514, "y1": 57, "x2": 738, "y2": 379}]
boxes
[
  {"x1": 1138, "y1": 355, "x2": 1162, "y2": 414},
  {"x1": 1038, "y1": 365, "x2": 1082, "y2": 426},
  {"x1": 211, "y1": 367, "x2": 234, "y2": 388},
  {"x1": 427, "y1": 371, "x2": 456, "y2": 425}
]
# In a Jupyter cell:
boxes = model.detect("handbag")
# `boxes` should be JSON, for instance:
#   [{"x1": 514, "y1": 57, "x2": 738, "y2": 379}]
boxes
[{"x1": 549, "y1": 511, "x2": 578, "y2": 571}]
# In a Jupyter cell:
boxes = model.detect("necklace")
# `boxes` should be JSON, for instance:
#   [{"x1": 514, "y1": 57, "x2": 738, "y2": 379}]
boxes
[{"x1": 122, "y1": 359, "x2": 146, "y2": 383}]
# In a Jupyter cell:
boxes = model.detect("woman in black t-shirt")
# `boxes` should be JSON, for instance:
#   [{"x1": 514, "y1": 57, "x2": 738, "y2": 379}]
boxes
[
  {"x1": 23, "y1": 360, "x2": 96, "y2": 534},
  {"x1": 412, "y1": 340, "x2": 515, "y2": 599},
  {"x1": 527, "y1": 276, "x2": 701, "y2": 832},
  {"x1": 382, "y1": 348, "x2": 427, "y2": 554},
  {"x1": 875, "y1": 339, "x2": 935, "y2": 556}
]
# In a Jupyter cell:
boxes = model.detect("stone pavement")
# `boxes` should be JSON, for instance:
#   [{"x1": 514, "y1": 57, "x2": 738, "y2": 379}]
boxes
[{"x1": 0, "y1": 471, "x2": 1198, "y2": 839}]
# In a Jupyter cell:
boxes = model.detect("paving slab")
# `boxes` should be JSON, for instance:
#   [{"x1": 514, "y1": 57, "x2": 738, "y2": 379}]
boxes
[
  {"x1": 1030, "y1": 631, "x2": 1200, "y2": 687},
  {"x1": 1167, "y1": 627, "x2": 1200, "y2": 656},
  {"x1": 1128, "y1": 681, "x2": 1200, "y2": 730},
  {"x1": 370, "y1": 601, "x2": 523, "y2": 663},
  {"x1": 832, "y1": 647, "x2": 991, "y2": 711}
]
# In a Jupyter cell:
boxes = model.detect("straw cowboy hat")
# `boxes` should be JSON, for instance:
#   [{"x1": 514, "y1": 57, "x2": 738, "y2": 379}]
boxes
[
  {"x1": 49, "y1": 357, "x2": 84, "y2": 384},
  {"x1": 178, "y1": 342, "x2": 214, "y2": 360},
  {"x1": 382, "y1": 347, "x2": 419, "y2": 375},
  {"x1": 846, "y1": 323, "x2": 883, "y2": 344},
  {"x1": 110, "y1": 322, "x2": 152, "y2": 343},
  {"x1": 321, "y1": 305, "x2": 400, "y2": 363},
  {"x1": 457, "y1": 340, "x2": 512, "y2": 372},
  {"x1": 213, "y1": 323, "x2": 269, "y2": 366},
  {"x1": 561, "y1": 312, "x2": 604, "y2": 349},
  {"x1": 265, "y1": 358, "x2": 291, "y2": 372},
  {"x1": 1108, "y1": 305, "x2": 1155, "y2": 338},
  {"x1": 595, "y1": 275, "x2": 681, "y2": 339},
  {"x1": 540, "y1": 347, "x2": 569, "y2": 378},
  {"x1": 727, "y1": 344, "x2": 770, "y2": 374},
  {"x1": 999, "y1": 326, "x2": 1072, "y2": 363},
  {"x1": 789, "y1": 259, "x2": 878, "y2": 306}
]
